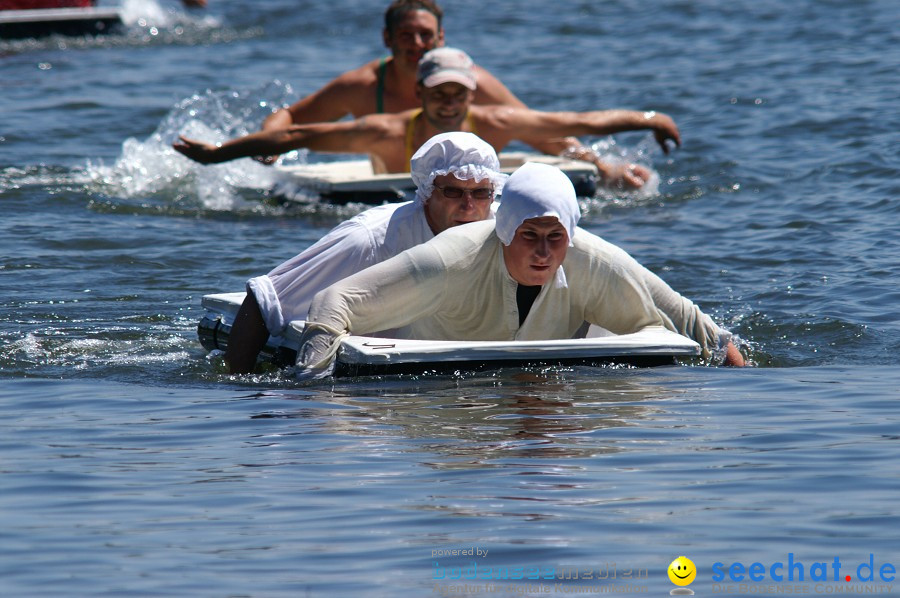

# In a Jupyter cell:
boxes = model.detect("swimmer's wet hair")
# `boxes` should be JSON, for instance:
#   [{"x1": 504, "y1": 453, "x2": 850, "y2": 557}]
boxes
[{"x1": 384, "y1": 0, "x2": 444, "y2": 34}]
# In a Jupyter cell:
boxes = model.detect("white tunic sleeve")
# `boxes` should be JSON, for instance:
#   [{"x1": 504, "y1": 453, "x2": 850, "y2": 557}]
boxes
[
  {"x1": 296, "y1": 221, "x2": 504, "y2": 373},
  {"x1": 639, "y1": 263, "x2": 731, "y2": 358},
  {"x1": 248, "y1": 201, "x2": 431, "y2": 336},
  {"x1": 303, "y1": 230, "x2": 464, "y2": 338},
  {"x1": 295, "y1": 235, "x2": 453, "y2": 375},
  {"x1": 567, "y1": 228, "x2": 730, "y2": 358}
]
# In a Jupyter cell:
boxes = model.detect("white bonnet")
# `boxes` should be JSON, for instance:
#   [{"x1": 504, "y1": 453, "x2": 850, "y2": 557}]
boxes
[
  {"x1": 410, "y1": 132, "x2": 507, "y2": 205},
  {"x1": 495, "y1": 162, "x2": 581, "y2": 288}
]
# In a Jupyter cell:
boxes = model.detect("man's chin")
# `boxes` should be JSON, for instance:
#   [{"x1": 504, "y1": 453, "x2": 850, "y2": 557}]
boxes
[
  {"x1": 398, "y1": 52, "x2": 424, "y2": 71},
  {"x1": 528, "y1": 267, "x2": 554, "y2": 286},
  {"x1": 426, "y1": 114, "x2": 466, "y2": 132}
]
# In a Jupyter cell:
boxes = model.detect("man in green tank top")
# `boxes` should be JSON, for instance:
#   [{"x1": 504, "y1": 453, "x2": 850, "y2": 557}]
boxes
[
  {"x1": 252, "y1": 1, "x2": 655, "y2": 189},
  {"x1": 257, "y1": 2, "x2": 516, "y2": 147}
]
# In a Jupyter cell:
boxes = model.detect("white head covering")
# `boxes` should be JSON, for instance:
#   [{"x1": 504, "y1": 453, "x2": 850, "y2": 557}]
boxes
[
  {"x1": 410, "y1": 132, "x2": 507, "y2": 205},
  {"x1": 495, "y1": 162, "x2": 581, "y2": 288}
]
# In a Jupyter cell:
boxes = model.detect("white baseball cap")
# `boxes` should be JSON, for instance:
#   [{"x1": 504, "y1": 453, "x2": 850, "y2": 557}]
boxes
[{"x1": 416, "y1": 47, "x2": 477, "y2": 90}]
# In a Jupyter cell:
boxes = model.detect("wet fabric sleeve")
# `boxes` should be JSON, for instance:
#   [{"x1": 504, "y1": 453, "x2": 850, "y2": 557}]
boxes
[
  {"x1": 247, "y1": 202, "x2": 431, "y2": 337},
  {"x1": 638, "y1": 264, "x2": 732, "y2": 360},
  {"x1": 248, "y1": 218, "x2": 379, "y2": 337},
  {"x1": 555, "y1": 242, "x2": 666, "y2": 339},
  {"x1": 570, "y1": 229, "x2": 730, "y2": 359},
  {"x1": 295, "y1": 242, "x2": 451, "y2": 375}
]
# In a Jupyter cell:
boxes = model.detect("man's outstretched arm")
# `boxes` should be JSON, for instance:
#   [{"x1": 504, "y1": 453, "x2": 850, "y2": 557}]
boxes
[
  {"x1": 502, "y1": 108, "x2": 681, "y2": 154},
  {"x1": 173, "y1": 118, "x2": 388, "y2": 165}
]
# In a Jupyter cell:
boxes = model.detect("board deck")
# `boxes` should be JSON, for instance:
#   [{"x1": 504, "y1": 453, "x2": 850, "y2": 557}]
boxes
[
  {"x1": 197, "y1": 293, "x2": 701, "y2": 376},
  {"x1": 273, "y1": 151, "x2": 600, "y2": 205},
  {"x1": 0, "y1": 7, "x2": 122, "y2": 38}
]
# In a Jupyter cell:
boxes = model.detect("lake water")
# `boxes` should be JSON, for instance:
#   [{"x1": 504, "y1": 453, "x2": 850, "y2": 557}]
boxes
[{"x1": 1, "y1": 0, "x2": 898, "y2": 596}]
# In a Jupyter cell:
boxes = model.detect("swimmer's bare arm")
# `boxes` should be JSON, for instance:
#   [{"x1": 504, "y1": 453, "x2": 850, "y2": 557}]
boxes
[
  {"x1": 254, "y1": 66, "x2": 377, "y2": 163},
  {"x1": 496, "y1": 108, "x2": 681, "y2": 154},
  {"x1": 520, "y1": 110, "x2": 681, "y2": 187},
  {"x1": 473, "y1": 72, "x2": 665, "y2": 189},
  {"x1": 264, "y1": 77, "x2": 372, "y2": 128},
  {"x1": 472, "y1": 67, "x2": 600, "y2": 165},
  {"x1": 173, "y1": 116, "x2": 396, "y2": 165},
  {"x1": 479, "y1": 107, "x2": 681, "y2": 189},
  {"x1": 549, "y1": 143, "x2": 656, "y2": 190},
  {"x1": 723, "y1": 341, "x2": 746, "y2": 367}
]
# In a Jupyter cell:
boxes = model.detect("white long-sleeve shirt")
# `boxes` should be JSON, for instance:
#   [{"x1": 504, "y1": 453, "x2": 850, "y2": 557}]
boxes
[
  {"x1": 248, "y1": 200, "x2": 433, "y2": 336},
  {"x1": 299, "y1": 220, "x2": 730, "y2": 374}
]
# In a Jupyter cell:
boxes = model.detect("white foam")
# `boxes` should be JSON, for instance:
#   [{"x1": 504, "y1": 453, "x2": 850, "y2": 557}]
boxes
[{"x1": 85, "y1": 81, "x2": 299, "y2": 211}]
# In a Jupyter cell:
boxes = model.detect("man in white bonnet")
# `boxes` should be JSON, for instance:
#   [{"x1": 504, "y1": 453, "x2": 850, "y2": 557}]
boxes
[
  {"x1": 296, "y1": 162, "x2": 744, "y2": 378},
  {"x1": 222, "y1": 131, "x2": 507, "y2": 373}
]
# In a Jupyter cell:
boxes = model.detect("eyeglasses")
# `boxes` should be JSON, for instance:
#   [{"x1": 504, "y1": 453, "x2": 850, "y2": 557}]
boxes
[{"x1": 434, "y1": 184, "x2": 493, "y2": 200}]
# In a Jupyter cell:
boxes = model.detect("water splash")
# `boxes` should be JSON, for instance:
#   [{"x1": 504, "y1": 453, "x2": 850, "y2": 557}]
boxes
[
  {"x1": 84, "y1": 80, "x2": 303, "y2": 211},
  {"x1": 579, "y1": 136, "x2": 663, "y2": 214},
  {"x1": 119, "y1": 0, "x2": 220, "y2": 31}
]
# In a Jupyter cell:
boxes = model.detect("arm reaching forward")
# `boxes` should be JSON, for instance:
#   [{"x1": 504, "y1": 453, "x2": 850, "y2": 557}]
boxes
[
  {"x1": 484, "y1": 107, "x2": 682, "y2": 155},
  {"x1": 173, "y1": 117, "x2": 396, "y2": 165}
]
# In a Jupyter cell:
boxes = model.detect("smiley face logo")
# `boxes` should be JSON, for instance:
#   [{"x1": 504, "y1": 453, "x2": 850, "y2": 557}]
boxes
[{"x1": 668, "y1": 556, "x2": 696, "y2": 586}]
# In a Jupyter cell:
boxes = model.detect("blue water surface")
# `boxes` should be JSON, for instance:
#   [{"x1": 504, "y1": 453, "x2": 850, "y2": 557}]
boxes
[{"x1": 1, "y1": 0, "x2": 898, "y2": 596}]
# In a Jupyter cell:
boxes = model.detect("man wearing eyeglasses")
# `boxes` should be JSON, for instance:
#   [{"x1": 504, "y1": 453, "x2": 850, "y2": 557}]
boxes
[
  {"x1": 174, "y1": 47, "x2": 681, "y2": 190},
  {"x1": 219, "y1": 131, "x2": 508, "y2": 374}
]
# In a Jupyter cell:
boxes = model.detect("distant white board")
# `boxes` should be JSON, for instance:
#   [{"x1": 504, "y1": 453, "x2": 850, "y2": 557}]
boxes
[
  {"x1": 273, "y1": 151, "x2": 600, "y2": 205},
  {"x1": 0, "y1": 7, "x2": 122, "y2": 39}
]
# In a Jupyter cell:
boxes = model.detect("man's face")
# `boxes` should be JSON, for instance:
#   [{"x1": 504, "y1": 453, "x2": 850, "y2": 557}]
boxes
[
  {"x1": 384, "y1": 10, "x2": 444, "y2": 72},
  {"x1": 418, "y1": 82, "x2": 474, "y2": 132},
  {"x1": 501, "y1": 217, "x2": 570, "y2": 286},
  {"x1": 423, "y1": 173, "x2": 494, "y2": 235}
]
